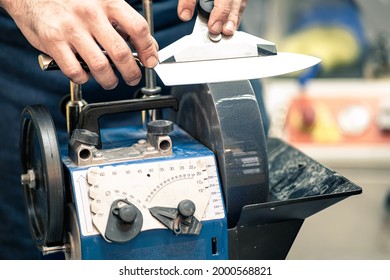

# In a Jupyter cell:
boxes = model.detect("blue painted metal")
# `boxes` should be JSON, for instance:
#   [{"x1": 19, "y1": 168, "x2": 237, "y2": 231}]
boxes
[{"x1": 63, "y1": 125, "x2": 229, "y2": 260}]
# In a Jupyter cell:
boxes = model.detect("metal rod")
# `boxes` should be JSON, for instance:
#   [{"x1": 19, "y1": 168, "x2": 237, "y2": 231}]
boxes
[
  {"x1": 41, "y1": 244, "x2": 70, "y2": 256},
  {"x1": 67, "y1": 81, "x2": 86, "y2": 136},
  {"x1": 142, "y1": 0, "x2": 159, "y2": 94},
  {"x1": 142, "y1": 0, "x2": 161, "y2": 124},
  {"x1": 70, "y1": 81, "x2": 82, "y2": 102},
  {"x1": 143, "y1": 0, "x2": 155, "y2": 38}
]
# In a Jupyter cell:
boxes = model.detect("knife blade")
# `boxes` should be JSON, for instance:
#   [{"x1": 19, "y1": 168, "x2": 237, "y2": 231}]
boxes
[
  {"x1": 154, "y1": 52, "x2": 321, "y2": 86},
  {"x1": 153, "y1": 0, "x2": 321, "y2": 85}
]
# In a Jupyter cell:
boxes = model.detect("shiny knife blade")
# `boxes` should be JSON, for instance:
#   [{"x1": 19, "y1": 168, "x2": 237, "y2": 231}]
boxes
[
  {"x1": 153, "y1": 10, "x2": 321, "y2": 86},
  {"x1": 154, "y1": 52, "x2": 321, "y2": 86}
]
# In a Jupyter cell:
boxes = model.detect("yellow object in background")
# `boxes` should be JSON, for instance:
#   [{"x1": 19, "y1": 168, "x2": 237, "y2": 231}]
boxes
[
  {"x1": 280, "y1": 26, "x2": 361, "y2": 74},
  {"x1": 311, "y1": 103, "x2": 341, "y2": 143},
  {"x1": 289, "y1": 101, "x2": 341, "y2": 143}
]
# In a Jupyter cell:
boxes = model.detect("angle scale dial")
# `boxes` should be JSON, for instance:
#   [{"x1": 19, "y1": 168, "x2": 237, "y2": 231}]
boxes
[{"x1": 86, "y1": 158, "x2": 215, "y2": 241}]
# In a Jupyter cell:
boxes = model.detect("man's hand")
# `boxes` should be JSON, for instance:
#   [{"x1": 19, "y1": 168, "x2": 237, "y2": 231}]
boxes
[
  {"x1": 177, "y1": 0, "x2": 247, "y2": 35},
  {"x1": 2, "y1": 0, "x2": 158, "y2": 89}
]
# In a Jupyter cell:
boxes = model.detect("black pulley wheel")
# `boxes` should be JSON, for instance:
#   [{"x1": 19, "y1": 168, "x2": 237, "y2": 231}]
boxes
[{"x1": 20, "y1": 105, "x2": 65, "y2": 249}]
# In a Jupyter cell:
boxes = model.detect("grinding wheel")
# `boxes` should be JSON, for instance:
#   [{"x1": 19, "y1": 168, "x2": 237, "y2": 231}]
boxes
[{"x1": 171, "y1": 81, "x2": 269, "y2": 227}]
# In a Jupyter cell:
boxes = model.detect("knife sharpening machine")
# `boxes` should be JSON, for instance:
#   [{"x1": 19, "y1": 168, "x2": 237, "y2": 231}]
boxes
[{"x1": 19, "y1": 0, "x2": 361, "y2": 260}]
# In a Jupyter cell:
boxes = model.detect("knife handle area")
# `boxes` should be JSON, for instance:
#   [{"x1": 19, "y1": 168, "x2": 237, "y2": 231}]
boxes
[
  {"x1": 38, "y1": 53, "x2": 97, "y2": 71},
  {"x1": 197, "y1": 0, "x2": 214, "y2": 19},
  {"x1": 38, "y1": 52, "x2": 141, "y2": 72}
]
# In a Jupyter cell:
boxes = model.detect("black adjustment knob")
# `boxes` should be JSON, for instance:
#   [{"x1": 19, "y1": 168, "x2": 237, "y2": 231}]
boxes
[
  {"x1": 70, "y1": 129, "x2": 99, "y2": 146},
  {"x1": 197, "y1": 0, "x2": 214, "y2": 19},
  {"x1": 178, "y1": 200, "x2": 196, "y2": 218},
  {"x1": 115, "y1": 204, "x2": 138, "y2": 224},
  {"x1": 106, "y1": 200, "x2": 143, "y2": 242},
  {"x1": 147, "y1": 120, "x2": 173, "y2": 135}
]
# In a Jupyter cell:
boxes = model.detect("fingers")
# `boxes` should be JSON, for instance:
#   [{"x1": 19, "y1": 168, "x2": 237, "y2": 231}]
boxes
[
  {"x1": 47, "y1": 43, "x2": 90, "y2": 86},
  {"x1": 88, "y1": 9, "x2": 141, "y2": 87},
  {"x1": 69, "y1": 29, "x2": 120, "y2": 89},
  {"x1": 177, "y1": 0, "x2": 197, "y2": 21},
  {"x1": 177, "y1": 0, "x2": 247, "y2": 36},
  {"x1": 41, "y1": 1, "x2": 158, "y2": 90},
  {"x1": 89, "y1": 2, "x2": 158, "y2": 88},
  {"x1": 208, "y1": 0, "x2": 246, "y2": 35},
  {"x1": 105, "y1": 3, "x2": 159, "y2": 68}
]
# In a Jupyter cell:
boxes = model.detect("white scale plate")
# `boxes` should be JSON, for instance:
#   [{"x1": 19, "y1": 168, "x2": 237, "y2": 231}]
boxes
[{"x1": 71, "y1": 155, "x2": 225, "y2": 237}]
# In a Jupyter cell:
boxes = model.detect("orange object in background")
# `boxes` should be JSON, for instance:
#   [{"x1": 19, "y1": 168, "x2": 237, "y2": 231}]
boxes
[{"x1": 286, "y1": 95, "x2": 390, "y2": 145}]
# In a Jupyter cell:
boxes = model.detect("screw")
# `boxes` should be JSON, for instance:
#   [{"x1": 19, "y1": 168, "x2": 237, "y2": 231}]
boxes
[
  {"x1": 146, "y1": 146, "x2": 155, "y2": 152},
  {"x1": 21, "y1": 169, "x2": 36, "y2": 189},
  {"x1": 94, "y1": 152, "x2": 103, "y2": 158}
]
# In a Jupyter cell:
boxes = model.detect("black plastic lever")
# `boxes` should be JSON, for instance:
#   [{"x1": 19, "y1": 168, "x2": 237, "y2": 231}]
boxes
[{"x1": 78, "y1": 95, "x2": 179, "y2": 147}]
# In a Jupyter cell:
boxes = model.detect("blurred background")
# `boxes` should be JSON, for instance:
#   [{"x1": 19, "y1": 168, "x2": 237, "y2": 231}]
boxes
[{"x1": 242, "y1": 0, "x2": 390, "y2": 259}]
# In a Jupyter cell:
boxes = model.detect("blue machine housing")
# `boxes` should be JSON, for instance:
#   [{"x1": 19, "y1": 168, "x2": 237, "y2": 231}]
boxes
[{"x1": 63, "y1": 125, "x2": 229, "y2": 260}]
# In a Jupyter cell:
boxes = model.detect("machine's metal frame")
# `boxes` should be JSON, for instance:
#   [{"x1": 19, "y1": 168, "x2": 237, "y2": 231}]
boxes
[{"x1": 19, "y1": 0, "x2": 362, "y2": 260}]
